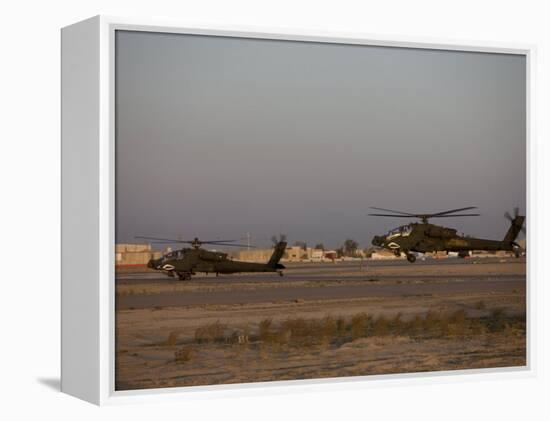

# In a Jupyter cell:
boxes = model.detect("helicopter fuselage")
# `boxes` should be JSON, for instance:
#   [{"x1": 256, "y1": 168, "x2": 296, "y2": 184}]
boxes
[
  {"x1": 147, "y1": 242, "x2": 287, "y2": 280},
  {"x1": 372, "y1": 222, "x2": 521, "y2": 262}
]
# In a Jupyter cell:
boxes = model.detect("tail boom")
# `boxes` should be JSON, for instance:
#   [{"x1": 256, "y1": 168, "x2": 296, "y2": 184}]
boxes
[{"x1": 268, "y1": 241, "x2": 287, "y2": 269}]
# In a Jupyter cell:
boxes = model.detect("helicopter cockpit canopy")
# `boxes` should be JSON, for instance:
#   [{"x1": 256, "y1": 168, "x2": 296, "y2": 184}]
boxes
[
  {"x1": 387, "y1": 225, "x2": 412, "y2": 238},
  {"x1": 163, "y1": 249, "x2": 185, "y2": 260}
]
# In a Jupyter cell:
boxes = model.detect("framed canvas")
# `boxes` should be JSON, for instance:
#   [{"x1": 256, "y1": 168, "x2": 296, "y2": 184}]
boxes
[{"x1": 61, "y1": 15, "x2": 535, "y2": 405}]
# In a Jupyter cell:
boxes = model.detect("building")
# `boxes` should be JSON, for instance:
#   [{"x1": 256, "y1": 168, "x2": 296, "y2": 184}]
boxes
[
  {"x1": 230, "y1": 248, "x2": 274, "y2": 263},
  {"x1": 115, "y1": 243, "x2": 162, "y2": 266},
  {"x1": 285, "y1": 246, "x2": 311, "y2": 262},
  {"x1": 311, "y1": 249, "x2": 324, "y2": 261}
]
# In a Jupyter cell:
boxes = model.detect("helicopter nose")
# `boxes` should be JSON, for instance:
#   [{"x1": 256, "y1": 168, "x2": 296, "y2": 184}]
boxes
[
  {"x1": 147, "y1": 259, "x2": 155, "y2": 269},
  {"x1": 372, "y1": 236, "x2": 383, "y2": 246}
]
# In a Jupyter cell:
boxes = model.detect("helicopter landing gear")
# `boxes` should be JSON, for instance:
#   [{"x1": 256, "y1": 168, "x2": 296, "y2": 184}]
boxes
[
  {"x1": 457, "y1": 251, "x2": 470, "y2": 259},
  {"x1": 406, "y1": 253, "x2": 416, "y2": 263},
  {"x1": 277, "y1": 270, "x2": 284, "y2": 277},
  {"x1": 176, "y1": 272, "x2": 192, "y2": 281}
]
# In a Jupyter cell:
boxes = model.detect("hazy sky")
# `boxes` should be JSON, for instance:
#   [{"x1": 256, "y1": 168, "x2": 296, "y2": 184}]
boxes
[{"x1": 115, "y1": 30, "x2": 526, "y2": 249}]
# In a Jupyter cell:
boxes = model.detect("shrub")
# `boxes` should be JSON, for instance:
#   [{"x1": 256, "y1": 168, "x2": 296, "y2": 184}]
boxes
[
  {"x1": 389, "y1": 312, "x2": 403, "y2": 333},
  {"x1": 474, "y1": 301, "x2": 486, "y2": 310},
  {"x1": 488, "y1": 308, "x2": 506, "y2": 332},
  {"x1": 449, "y1": 309, "x2": 466, "y2": 324},
  {"x1": 321, "y1": 316, "x2": 338, "y2": 344},
  {"x1": 174, "y1": 346, "x2": 196, "y2": 363},
  {"x1": 491, "y1": 308, "x2": 505, "y2": 318},
  {"x1": 281, "y1": 318, "x2": 312, "y2": 345},
  {"x1": 194, "y1": 320, "x2": 227, "y2": 343},
  {"x1": 336, "y1": 317, "x2": 347, "y2": 336},
  {"x1": 410, "y1": 314, "x2": 423, "y2": 334},
  {"x1": 321, "y1": 316, "x2": 336, "y2": 335},
  {"x1": 258, "y1": 318, "x2": 273, "y2": 342},
  {"x1": 372, "y1": 315, "x2": 389, "y2": 336},
  {"x1": 351, "y1": 313, "x2": 370, "y2": 339},
  {"x1": 166, "y1": 331, "x2": 179, "y2": 346}
]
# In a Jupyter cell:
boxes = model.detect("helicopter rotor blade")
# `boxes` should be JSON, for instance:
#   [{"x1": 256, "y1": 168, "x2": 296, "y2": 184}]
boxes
[
  {"x1": 136, "y1": 236, "x2": 243, "y2": 245},
  {"x1": 206, "y1": 242, "x2": 256, "y2": 248},
  {"x1": 136, "y1": 236, "x2": 257, "y2": 248},
  {"x1": 429, "y1": 213, "x2": 480, "y2": 218},
  {"x1": 135, "y1": 236, "x2": 192, "y2": 243},
  {"x1": 369, "y1": 213, "x2": 480, "y2": 218},
  {"x1": 368, "y1": 213, "x2": 416, "y2": 218},
  {"x1": 148, "y1": 240, "x2": 187, "y2": 244},
  {"x1": 429, "y1": 207, "x2": 478, "y2": 217},
  {"x1": 369, "y1": 207, "x2": 416, "y2": 216},
  {"x1": 503, "y1": 207, "x2": 526, "y2": 234},
  {"x1": 504, "y1": 208, "x2": 523, "y2": 222},
  {"x1": 369, "y1": 206, "x2": 478, "y2": 221}
]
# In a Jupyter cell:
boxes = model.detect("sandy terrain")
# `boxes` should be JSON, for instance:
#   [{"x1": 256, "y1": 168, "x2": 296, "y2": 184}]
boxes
[{"x1": 115, "y1": 257, "x2": 526, "y2": 390}]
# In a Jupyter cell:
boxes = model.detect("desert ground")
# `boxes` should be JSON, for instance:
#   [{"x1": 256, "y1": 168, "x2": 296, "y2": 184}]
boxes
[{"x1": 115, "y1": 257, "x2": 526, "y2": 391}]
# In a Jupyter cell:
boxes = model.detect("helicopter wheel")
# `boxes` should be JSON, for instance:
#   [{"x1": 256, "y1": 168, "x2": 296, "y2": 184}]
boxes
[
  {"x1": 406, "y1": 253, "x2": 416, "y2": 263},
  {"x1": 176, "y1": 272, "x2": 192, "y2": 281},
  {"x1": 277, "y1": 270, "x2": 284, "y2": 277}
]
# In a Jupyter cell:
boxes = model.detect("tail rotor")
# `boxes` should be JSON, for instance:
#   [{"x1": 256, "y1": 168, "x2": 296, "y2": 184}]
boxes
[
  {"x1": 504, "y1": 207, "x2": 522, "y2": 225},
  {"x1": 271, "y1": 234, "x2": 287, "y2": 246},
  {"x1": 503, "y1": 207, "x2": 526, "y2": 245}
]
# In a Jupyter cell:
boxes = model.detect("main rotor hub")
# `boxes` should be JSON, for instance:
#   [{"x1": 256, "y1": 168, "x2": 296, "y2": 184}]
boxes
[{"x1": 191, "y1": 238, "x2": 202, "y2": 249}]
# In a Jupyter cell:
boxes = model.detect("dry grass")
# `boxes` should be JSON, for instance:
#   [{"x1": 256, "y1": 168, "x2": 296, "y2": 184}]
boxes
[
  {"x1": 174, "y1": 346, "x2": 196, "y2": 363},
  {"x1": 488, "y1": 307, "x2": 507, "y2": 332},
  {"x1": 166, "y1": 331, "x2": 179, "y2": 346},
  {"x1": 351, "y1": 313, "x2": 370, "y2": 339},
  {"x1": 474, "y1": 300, "x2": 487, "y2": 310},
  {"x1": 258, "y1": 318, "x2": 273, "y2": 342},
  {"x1": 320, "y1": 316, "x2": 338, "y2": 344},
  {"x1": 194, "y1": 321, "x2": 227, "y2": 343},
  {"x1": 190, "y1": 310, "x2": 525, "y2": 352},
  {"x1": 371, "y1": 315, "x2": 390, "y2": 336}
]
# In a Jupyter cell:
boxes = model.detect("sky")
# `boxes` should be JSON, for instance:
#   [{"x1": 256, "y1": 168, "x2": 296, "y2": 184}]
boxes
[{"x1": 115, "y1": 30, "x2": 526, "y2": 249}]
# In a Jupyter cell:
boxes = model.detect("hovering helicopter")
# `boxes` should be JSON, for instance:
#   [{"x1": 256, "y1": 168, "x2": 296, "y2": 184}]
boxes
[
  {"x1": 369, "y1": 206, "x2": 525, "y2": 263},
  {"x1": 135, "y1": 236, "x2": 287, "y2": 280}
]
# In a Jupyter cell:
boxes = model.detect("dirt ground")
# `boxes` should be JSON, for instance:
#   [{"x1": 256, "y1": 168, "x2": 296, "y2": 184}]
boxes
[{"x1": 115, "y1": 258, "x2": 526, "y2": 390}]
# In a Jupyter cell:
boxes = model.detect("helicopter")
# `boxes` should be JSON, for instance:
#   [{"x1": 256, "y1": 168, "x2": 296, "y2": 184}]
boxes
[
  {"x1": 135, "y1": 236, "x2": 287, "y2": 280},
  {"x1": 369, "y1": 206, "x2": 525, "y2": 263}
]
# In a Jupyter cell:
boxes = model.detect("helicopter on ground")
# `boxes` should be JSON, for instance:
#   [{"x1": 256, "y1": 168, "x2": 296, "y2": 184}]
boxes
[
  {"x1": 369, "y1": 206, "x2": 525, "y2": 263},
  {"x1": 135, "y1": 236, "x2": 287, "y2": 280}
]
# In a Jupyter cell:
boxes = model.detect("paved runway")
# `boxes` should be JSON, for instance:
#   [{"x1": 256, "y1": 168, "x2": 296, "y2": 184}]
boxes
[
  {"x1": 115, "y1": 257, "x2": 526, "y2": 309},
  {"x1": 116, "y1": 277, "x2": 525, "y2": 309},
  {"x1": 116, "y1": 257, "x2": 525, "y2": 285}
]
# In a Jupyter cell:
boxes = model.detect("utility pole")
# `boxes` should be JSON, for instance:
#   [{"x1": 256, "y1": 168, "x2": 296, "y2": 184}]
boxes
[{"x1": 240, "y1": 232, "x2": 252, "y2": 253}]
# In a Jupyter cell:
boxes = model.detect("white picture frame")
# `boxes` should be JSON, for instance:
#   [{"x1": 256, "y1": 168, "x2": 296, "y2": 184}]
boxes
[{"x1": 61, "y1": 15, "x2": 535, "y2": 405}]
